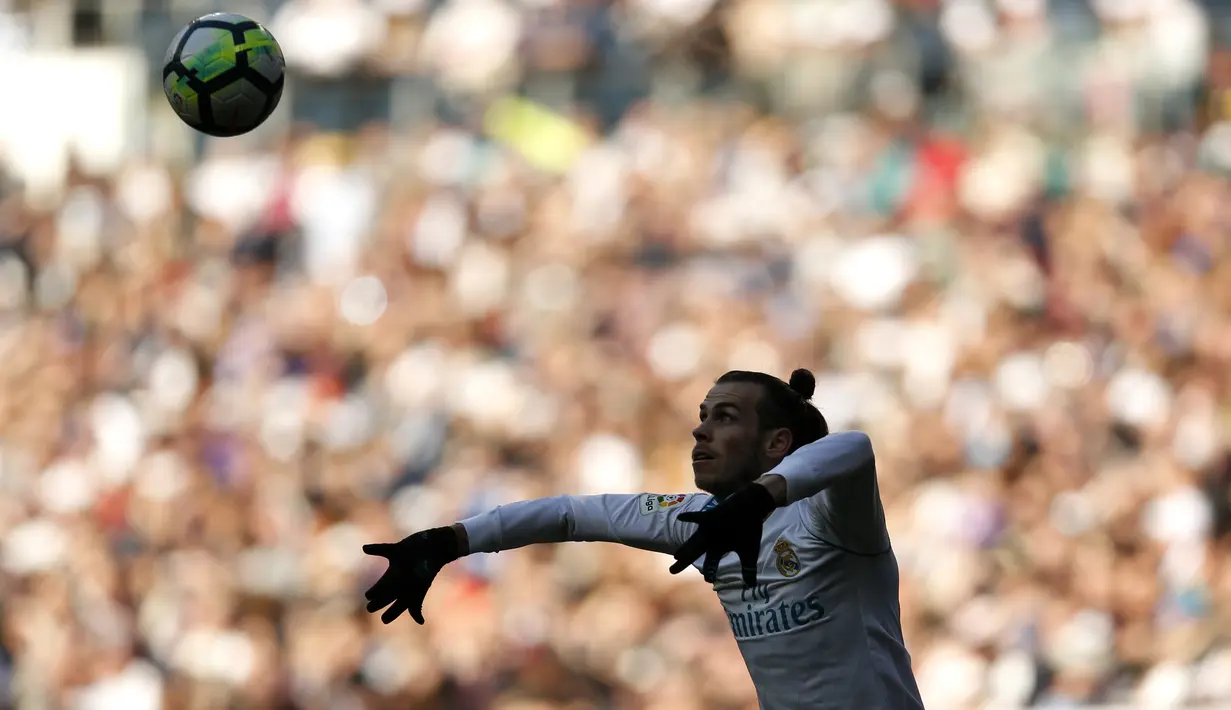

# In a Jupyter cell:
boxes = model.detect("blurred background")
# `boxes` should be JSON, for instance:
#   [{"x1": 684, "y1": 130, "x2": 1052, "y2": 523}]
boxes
[{"x1": 2, "y1": 0, "x2": 1231, "y2": 708}]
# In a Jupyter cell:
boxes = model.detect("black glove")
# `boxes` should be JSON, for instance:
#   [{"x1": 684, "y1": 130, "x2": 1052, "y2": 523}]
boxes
[
  {"x1": 668, "y1": 483, "x2": 777, "y2": 586},
  {"x1": 363, "y1": 526, "x2": 460, "y2": 625}
]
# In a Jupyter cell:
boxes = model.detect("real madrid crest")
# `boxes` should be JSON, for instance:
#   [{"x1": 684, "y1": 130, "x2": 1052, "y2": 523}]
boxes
[{"x1": 774, "y1": 539, "x2": 801, "y2": 578}]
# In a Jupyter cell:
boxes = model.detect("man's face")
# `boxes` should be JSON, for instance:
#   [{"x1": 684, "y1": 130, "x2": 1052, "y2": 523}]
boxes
[{"x1": 691, "y1": 381, "x2": 768, "y2": 498}]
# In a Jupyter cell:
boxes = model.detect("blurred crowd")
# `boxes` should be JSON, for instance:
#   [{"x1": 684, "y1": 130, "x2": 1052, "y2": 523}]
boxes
[{"x1": 5, "y1": 0, "x2": 1231, "y2": 708}]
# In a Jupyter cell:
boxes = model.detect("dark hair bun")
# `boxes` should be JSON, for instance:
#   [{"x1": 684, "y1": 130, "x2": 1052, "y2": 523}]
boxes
[{"x1": 788, "y1": 369, "x2": 816, "y2": 399}]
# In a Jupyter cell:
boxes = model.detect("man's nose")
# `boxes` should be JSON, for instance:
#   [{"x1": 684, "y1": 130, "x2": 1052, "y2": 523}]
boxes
[{"x1": 692, "y1": 424, "x2": 709, "y2": 442}]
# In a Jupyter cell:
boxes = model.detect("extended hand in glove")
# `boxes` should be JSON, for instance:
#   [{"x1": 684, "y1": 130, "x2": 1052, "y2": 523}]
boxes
[
  {"x1": 669, "y1": 483, "x2": 778, "y2": 586},
  {"x1": 363, "y1": 526, "x2": 460, "y2": 625}
]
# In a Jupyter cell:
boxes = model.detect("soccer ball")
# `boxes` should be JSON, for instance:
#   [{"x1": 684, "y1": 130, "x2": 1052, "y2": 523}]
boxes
[{"x1": 162, "y1": 13, "x2": 285, "y2": 137}]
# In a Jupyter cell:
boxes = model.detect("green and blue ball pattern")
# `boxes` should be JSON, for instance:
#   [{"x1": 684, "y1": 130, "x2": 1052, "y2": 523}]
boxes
[{"x1": 162, "y1": 13, "x2": 285, "y2": 137}]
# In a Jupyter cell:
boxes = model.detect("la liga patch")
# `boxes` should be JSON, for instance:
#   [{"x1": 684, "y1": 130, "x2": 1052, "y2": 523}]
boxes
[{"x1": 640, "y1": 493, "x2": 688, "y2": 515}]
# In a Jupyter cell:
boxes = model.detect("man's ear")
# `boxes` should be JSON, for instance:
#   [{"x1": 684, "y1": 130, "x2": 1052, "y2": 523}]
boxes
[{"x1": 763, "y1": 428, "x2": 793, "y2": 460}]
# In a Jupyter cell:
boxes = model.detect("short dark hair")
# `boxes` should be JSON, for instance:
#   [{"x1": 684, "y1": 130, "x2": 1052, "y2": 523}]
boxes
[{"x1": 715, "y1": 368, "x2": 828, "y2": 453}]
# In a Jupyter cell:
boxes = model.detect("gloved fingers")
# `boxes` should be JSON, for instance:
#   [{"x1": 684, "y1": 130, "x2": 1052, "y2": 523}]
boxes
[
  {"x1": 408, "y1": 589, "x2": 429, "y2": 625},
  {"x1": 676, "y1": 510, "x2": 714, "y2": 524},
  {"x1": 363, "y1": 542, "x2": 398, "y2": 559},
  {"x1": 365, "y1": 570, "x2": 397, "y2": 601},
  {"x1": 736, "y1": 539, "x2": 761, "y2": 587},
  {"x1": 670, "y1": 532, "x2": 709, "y2": 574},
  {"x1": 701, "y1": 548, "x2": 725, "y2": 583},
  {"x1": 365, "y1": 580, "x2": 401, "y2": 612},
  {"x1": 380, "y1": 597, "x2": 411, "y2": 625}
]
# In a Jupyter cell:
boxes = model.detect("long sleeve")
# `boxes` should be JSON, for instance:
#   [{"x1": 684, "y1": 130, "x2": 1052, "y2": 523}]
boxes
[
  {"x1": 459, "y1": 493, "x2": 704, "y2": 556},
  {"x1": 767, "y1": 430, "x2": 889, "y2": 554},
  {"x1": 769, "y1": 431, "x2": 875, "y2": 503}
]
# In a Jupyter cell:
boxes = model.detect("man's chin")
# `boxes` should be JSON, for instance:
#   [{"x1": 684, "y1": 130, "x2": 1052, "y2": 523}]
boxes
[{"x1": 692, "y1": 460, "x2": 719, "y2": 490}]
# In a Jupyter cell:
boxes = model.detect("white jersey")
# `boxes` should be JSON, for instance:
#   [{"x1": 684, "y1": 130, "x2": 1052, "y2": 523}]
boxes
[{"x1": 460, "y1": 431, "x2": 924, "y2": 710}]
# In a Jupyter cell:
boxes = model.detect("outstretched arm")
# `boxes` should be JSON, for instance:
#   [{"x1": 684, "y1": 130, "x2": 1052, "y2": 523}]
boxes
[
  {"x1": 366, "y1": 493, "x2": 702, "y2": 625},
  {"x1": 755, "y1": 430, "x2": 888, "y2": 554},
  {"x1": 457, "y1": 493, "x2": 701, "y2": 556}
]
